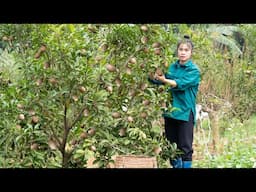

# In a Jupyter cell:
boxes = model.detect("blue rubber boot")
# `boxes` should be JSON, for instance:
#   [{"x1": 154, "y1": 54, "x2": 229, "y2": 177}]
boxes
[
  {"x1": 171, "y1": 157, "x2": 183, "y2": 168},
  {"x1": 182, "y1": 161, "x2": 192, "y2": 168}
]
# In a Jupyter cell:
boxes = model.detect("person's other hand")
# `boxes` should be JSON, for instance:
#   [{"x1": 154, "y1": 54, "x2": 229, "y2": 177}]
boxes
[
  {"x1": 148, "y1": 72, "x2": 155, "y2": 80},
  {"x1": 156, "y1": 68, "x2": 163, "y2": 76},
  {"x1": 155, "y1": 74, "x2": 165, "y2": 82}
]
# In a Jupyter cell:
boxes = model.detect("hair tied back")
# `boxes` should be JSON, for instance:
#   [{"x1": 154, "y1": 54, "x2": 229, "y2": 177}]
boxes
[{"x1": 184, "y1": 35, "x2": 190, "y2": 39}]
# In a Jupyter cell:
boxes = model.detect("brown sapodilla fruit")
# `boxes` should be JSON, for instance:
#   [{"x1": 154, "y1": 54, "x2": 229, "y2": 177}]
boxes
[
  {"x1": 88, "y1": 128, "x2": 96, "y2": 136},
  {"x1": 152, "y1": 42, "x2": 161, "y2": 48},
  {"x1": 17, "y1": 103, "x2": 23, "y2": 109},
  {"x1": 129, "y1": 57, "x2": 137, "y2": 64},
  {"x1": 119, "y1": 128, "x2": 126, "y2": 136},
  {"x1": 31, "y1": 116, "x2": 39, "y2": 124},
  {"x1": 127, "y1": 116, "x2": 134, "y2": 122},
  {"x1": 112, "y1": 112, "x2": 121, "y2": 118},
  {"x1": 153, "y1": 146, "x2": 162, "y2": 155},
  {"x1": 154, "y1": 48, "x2": 161, "y2": 55},
  {"x1": 30, "y1": 143, "x2": 39, "y2": 150},
  {"x1": 39, "y1": 45, "x2": 47, "y2": 52},
  {"x1": 83, "y1": 108, "x2": 89, "y2": 117},
  {"x1": 79, "y1": 86, "x2": 86, "y2": 93},
  {"x1": 80, "y1": 132, "x2": 88, "y2": 140},
  {"x1": 2, "y1": 36, "x2": 8, "y2": 41},
  {"x1": 49, "y1": 77, "x2": 58, "y2": 85},
  {"x1": 140, "y1": 25, "x2": 148, "y2": 32},
  {"x1": 142, "y1": 100, "x2": 150, "y2": 106},
  {"x1": 34, "y1": 52, "x2": 41, "y2": 59},
  {"x1": 106, "y1": 85, "x2": 113, "y2": 93},
  {"x1": 141, "y1": 36, "x2": 148, "y2": 44},
  {"x1": 44, "y1": 62, "x2": 50, "y2": 69},
  {"x1": 115, "y1": 78, "x2": 122, "y2": 87},
  {"x1": 106, "y1": 64, "x2": 116, "y2": 72},
  {"x1": 140, "y1": 112, "x2": 147, "y2": 118},
  {"x1": 18, "y1": 114, "x2": 25, "y2": 120}
]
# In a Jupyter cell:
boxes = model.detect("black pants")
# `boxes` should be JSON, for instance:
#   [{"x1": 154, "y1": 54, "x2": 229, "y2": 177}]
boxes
[{"x1": 164, "y1": 111, "x2": 194, "y2": 161}]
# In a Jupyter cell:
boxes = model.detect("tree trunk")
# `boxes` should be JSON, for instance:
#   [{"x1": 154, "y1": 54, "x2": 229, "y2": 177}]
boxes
[{"x1": 209, "y1": 111, "x2": 219, "y2": 152}]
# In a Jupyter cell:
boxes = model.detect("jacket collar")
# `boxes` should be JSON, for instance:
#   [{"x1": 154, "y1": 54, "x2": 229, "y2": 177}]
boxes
[{"x1": 175, "y1": 59, "x2": 192, "y2": 68}]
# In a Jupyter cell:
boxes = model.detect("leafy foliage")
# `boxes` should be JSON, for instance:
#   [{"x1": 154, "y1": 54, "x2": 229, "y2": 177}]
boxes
[{"x1": 0, "y1": 24, "x2": 181, "y2": 168}]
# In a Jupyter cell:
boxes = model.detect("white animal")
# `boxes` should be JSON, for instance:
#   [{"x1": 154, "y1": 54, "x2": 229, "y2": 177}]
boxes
[{"x1": 196, "y1": 104, "x2": 209, "y2": 121}]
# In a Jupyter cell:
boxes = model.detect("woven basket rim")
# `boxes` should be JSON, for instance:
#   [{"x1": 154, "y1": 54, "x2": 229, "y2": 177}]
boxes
[
  {"x1": 112, "y1": 155, "x2": 158, "y2": 168},
  {"x1": 115, "y1": 155, "x2": 155, "y2": 158}
]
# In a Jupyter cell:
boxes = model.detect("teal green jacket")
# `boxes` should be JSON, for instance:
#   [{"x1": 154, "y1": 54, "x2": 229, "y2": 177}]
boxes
[{"x1": 149, "y1": 59, "x2": 200, "y2": 123}]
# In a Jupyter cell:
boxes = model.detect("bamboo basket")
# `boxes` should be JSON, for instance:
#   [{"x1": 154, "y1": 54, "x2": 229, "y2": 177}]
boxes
[{"x1": 109, "y1": 155, "x2": 157, "y2": 168}]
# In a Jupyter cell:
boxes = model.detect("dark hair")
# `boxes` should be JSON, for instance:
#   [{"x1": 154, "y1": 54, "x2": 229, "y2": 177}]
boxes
[{"x1": 177, "y1": 35, "x2": 194, "y2": 50}]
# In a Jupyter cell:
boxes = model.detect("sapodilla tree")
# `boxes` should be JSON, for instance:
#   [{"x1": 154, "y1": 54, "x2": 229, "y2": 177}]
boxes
[{"x1": 7, "y1": 24, "x2": 179, "y2": 168}]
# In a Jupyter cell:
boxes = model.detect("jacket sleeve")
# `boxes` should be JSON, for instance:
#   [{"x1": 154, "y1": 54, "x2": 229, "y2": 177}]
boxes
[
  {"x1": 172, "y1": 68, "x2": 200, "y2": 91},
  {"x1": 148, "y1": 76, "x2": 164, "y2": 85}
]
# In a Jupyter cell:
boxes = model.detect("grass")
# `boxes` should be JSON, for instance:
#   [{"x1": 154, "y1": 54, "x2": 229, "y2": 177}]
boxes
[{"x1": 193, "y1": 115, "x2": 256, "y2": 168}]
